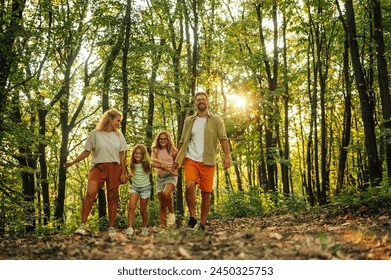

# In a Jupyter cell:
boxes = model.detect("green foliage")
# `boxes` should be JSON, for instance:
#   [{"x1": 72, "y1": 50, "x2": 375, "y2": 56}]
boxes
[
  {"x1": 0, "y1": 192, "x2": 36, "y2": 237},
  {"x1": 330, "y1": 185, "x2": 391, "y2": 215},
  {"x1": 34, "y1": 224, "x2": 58, "y2": 236},
  {"x1": 214, "y1": 189, "x2": 309, "y2": 219},
  {"x1": 219, "y1": 189, "x2": 265, "y2": 218}
]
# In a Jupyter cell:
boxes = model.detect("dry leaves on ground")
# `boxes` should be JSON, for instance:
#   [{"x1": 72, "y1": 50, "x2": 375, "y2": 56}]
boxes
[{"x1": 1, "y1": 213, "x2": 390, "y2": 260}]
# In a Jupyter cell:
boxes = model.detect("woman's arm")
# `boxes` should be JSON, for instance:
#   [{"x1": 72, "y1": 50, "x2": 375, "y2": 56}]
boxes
[
  {"x1": 63, "y1": 150, "x2": 91, "y2": 168},
  {"x1": 119, "y1": 151, "x2": 127, "y2": 183}
]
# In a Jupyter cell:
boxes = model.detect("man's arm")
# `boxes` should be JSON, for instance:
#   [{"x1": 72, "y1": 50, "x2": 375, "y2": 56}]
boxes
[{"x1": 220, "y1": 139, "x2": 231, "y2": 170}]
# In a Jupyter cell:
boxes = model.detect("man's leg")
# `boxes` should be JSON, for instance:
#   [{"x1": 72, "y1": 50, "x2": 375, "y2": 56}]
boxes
[
  {"x1": 185, "y1": 181, "x2": 197, "y2": 218},
  {"x1": 198, "y1": 163, "x2": 216, "y2": 229},
  {"x1": 200, "y1": 191, "x2": 211, "y2": 225}
]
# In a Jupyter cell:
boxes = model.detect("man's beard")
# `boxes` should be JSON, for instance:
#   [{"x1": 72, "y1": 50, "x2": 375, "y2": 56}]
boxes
[{"x1": 197, "y1": 104, "x2": 207, "y2": 111}]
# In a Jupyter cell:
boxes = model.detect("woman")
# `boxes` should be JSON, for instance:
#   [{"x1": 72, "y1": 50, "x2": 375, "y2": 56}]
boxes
[{"x1": 64, "y1": 109, "x2": 127, "y2": 240}]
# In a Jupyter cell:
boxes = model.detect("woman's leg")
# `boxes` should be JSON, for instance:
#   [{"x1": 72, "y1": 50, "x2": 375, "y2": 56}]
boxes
[
  {"x1": 106, "y1": 187, "x2": 119, "y2": 227},
  {"x1": 81, "y1": 180, "x2": 100, "y2": 224}
]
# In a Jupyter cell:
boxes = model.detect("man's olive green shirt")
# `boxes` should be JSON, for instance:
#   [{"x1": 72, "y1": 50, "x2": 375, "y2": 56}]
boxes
[{"x1": 175, "y1": 111, "x2": 228, "y2": 166}]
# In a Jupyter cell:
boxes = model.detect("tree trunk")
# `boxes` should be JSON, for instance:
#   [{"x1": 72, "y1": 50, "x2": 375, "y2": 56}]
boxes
[
  {"x1": 281, "y1": 3, "x2": 290, "y2": 194},
  {"x1": 10, "y1": 93, "x2": 36, "y2": 233},
  {"x1": 345, "y1": 0, "x2": 382, "y2": 186},
  {"x1": 0, "y1": 0, "x2": 26, "y2": 145},
  {"x1": 255, "y1": 2, "x2": 279, "y2": 192},
  {"x1": 372, "y1": 0, "x2": 391, "y2": 179},
  {"x1": 336, "y1": 3, "x2": 352, "y2": 193},
  {"x1": 166, "y1": 0, "x2": 185, "y2": 216},
  {"x1": 121, "y1": 0, "x2": 132, "y2": 138},
  {"x1": 38, "y1": 110, "x2": 50, "y2": 224},
  {"x1": 306, "y1": 44, "x2": 315, "y2": 206}
]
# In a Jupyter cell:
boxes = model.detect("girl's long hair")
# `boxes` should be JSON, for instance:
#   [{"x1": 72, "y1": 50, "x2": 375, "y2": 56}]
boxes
[
  {"x1": 130, "y1": 144, "x2": 151, "y2": 174},
  {"x1": 96, "y1": 109, "x2": 122, "y2": 133},
  {"x1": 152, "y1": 131, "x2": 175, "y2": 154}
]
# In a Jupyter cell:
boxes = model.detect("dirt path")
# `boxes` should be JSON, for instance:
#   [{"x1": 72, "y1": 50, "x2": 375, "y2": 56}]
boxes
[{"x1": 1, "y1": 213, "x2": 390, "y2": 260}]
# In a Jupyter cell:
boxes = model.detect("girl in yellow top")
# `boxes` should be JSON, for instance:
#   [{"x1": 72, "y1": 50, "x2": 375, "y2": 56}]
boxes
[{"x1": 125, "y1": 144, "x2": 152, "y2": 237}]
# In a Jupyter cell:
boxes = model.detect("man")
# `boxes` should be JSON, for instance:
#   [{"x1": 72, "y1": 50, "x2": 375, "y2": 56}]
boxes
[{"x1": 175, "y1": 91, "x2": 231, "y2": 231}]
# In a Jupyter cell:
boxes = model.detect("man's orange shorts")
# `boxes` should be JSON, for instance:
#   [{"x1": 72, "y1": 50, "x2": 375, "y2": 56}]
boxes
[
  {"x1": 183, "y1": 157, "x2": 216, "y2": 193},
  {"x1": 88, "y1": 163, "x2": 121, "y2": 190}
]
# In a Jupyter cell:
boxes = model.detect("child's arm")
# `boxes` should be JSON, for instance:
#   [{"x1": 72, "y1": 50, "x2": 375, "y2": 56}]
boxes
[
  {"x1": 167, "y1": 167, "x2": 178, "y2": 176},
  {"x1": 151, "y1": 158, "x2": 169, "y2": 169},
  {"x1": 150, "y1": 149, "x2": 170, "y2": 169},
  {"x1": 125, "y1": 169, "x2": 134, "y2": 182}
]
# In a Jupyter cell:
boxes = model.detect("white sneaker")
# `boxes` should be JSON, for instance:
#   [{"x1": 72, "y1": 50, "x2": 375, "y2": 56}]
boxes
[
  {"x1": 140, "y1": 227, "x2": 148, "y2": 236},
  {"x1": 75, "y1": 223, "x2": 88, "y2": 235},
  {"x1": 167, "y1": 213, "x2": 176, "y2": 226},
  {"x1": 108, "y1": 227, "x2": 116, "y2": 241},
  {"x1": 125, "y1": 227, "x2": 134, "y2": 238}
]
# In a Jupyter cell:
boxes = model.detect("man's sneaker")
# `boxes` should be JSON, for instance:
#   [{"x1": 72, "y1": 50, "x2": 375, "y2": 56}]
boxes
[
  {"x1": 108, "y1": 227, "x2": 116, "y2": 241},
  {"x1": 167, "y1": 213, "x2": 176, "y2": 226},
  {"x1": 186, "y1": 217, "x2": 198, "y2": 231},
  {"x1": 199, "y1": 224, "x2": 206, "y2": 231},
  {"x1": 140, "y1": 227, "x2": 149, "y2": 236},
  {"x1": 75, "y1": 223, "x2": 88, "y2": 235},
  {"x1": 125, "y1": 227, "x2": 134, "y2": 238}
]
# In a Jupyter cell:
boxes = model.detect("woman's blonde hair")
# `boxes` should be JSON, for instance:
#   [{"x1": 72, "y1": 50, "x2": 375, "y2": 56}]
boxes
[
  {"x1": 152, "y1": 130, "x2": 176, "y2": 154},
  {"x1": 96, "y1": 109, "x2": 122, "y2": 132},
  {"x1": 130, "y1": 144, "x2": 152, "y2": 174}
]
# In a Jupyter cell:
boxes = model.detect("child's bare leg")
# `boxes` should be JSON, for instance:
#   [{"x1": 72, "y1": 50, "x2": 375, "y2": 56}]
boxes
[
  {"x1": 140, "y1": 198, "x2": 149, "y2": 228},
  {"x1": 163, "y1": 183, "x2": 175, "y2": 214},
  {"x1": 158, "y1": 192, "x2": 167, "y2": 228},
  {"x1": 127, "y1": 193, "x2": 139, "y2": 227}
]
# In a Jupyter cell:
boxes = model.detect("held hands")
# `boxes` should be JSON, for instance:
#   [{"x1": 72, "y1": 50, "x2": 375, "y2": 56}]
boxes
[
  {"x1": 120, "y1": 173, "x2": 128, "y2": 184},
  {"x1": 124, "y1": 171, "x2": 134, "y2": 183}
]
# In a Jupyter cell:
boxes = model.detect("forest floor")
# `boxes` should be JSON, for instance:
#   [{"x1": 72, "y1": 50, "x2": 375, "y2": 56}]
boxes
[{"x1": 1, "y1": 211, "x2": 391, "y2": 260}]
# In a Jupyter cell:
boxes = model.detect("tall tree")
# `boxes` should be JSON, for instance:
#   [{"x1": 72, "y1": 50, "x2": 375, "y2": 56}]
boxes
[
  {"x1": 255, "y1": 1, "x2": 279, "y2": 192},
  {"x1": 372, "y1": 0, "x2": 391, "y2": 179},
  {"x1": 344, "y1": 0, "x2": 382, "y2": 187},
  {"x1": 0, "y1": 0, "x2": 26, "y2": 145},
  {"x1": 54, "y1": 0, "x2": 89, "y2": 224},
  {"x1": 336, "y1": 0, "x2": 353, "y2": 193}
]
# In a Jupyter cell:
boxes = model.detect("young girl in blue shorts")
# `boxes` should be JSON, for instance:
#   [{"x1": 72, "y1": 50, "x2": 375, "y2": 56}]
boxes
[
  {"x1": 125, "y1": 144, "x2": 153, "y2": 238},
  {"x1": 151, "y1": 131, "x2": 178, "y2": 229}
]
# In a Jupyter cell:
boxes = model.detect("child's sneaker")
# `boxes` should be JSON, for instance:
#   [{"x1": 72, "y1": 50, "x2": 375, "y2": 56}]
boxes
[
  {"x1": 75, "y1": 223, "x2": 88, "y2": 235},
  {"x1": 167, "y1": 213, "x2": 176, "y2": 226},
  {"x1": 108, "y1": 227, "x2": 116, "y2": 241},
  {"x1": 125, "y1": 227, "x2": 134, "y2": 238}
]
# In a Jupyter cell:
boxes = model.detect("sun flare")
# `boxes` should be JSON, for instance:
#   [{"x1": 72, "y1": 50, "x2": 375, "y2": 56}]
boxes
[{"x1": 228, "y1": 94, "x2": 247, "y2": 110}]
